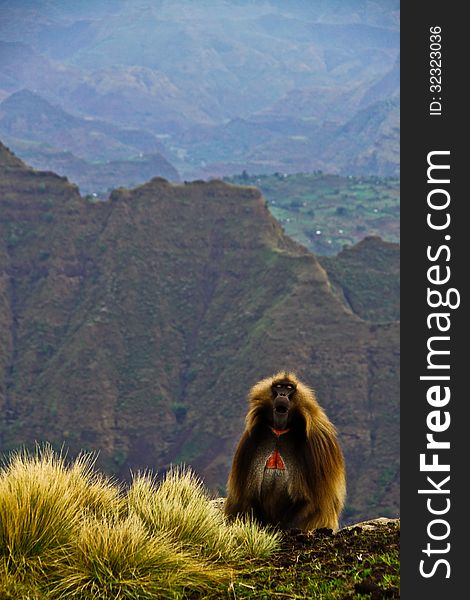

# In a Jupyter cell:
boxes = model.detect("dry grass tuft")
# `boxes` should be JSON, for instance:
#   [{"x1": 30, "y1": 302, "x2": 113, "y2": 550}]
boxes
[
  {"x1": 128, "y1": 466, "x2": 281, "y2": 562},
  {"x1": 50, "y1": 513, "x2": 227, "y2": 599},
  {"x1": 0, "y1": 448, "x2": 279, "y2": 598}
]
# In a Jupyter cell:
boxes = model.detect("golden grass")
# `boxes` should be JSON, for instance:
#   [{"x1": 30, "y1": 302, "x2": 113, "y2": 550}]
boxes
[
  {"x1": 0, "y1": 446, "x2": 119, "y2": 571},
  {"x1": 128, "y1": 466, "x2": 280, "y2": 563},
  {"x1": 230, "y1": 516, "x2": 281, "y2": 560},
  {"x1": 50, "y1": 514, "x2": 228, "y2": 599},
  {"x1": 0, "y1": 447, "x2": 280, "y2": 598}
]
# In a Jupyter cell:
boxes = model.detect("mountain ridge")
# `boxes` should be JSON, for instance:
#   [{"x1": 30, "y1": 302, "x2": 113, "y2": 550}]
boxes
[{"x1": 0, "y1": 142, "x2": 399, "y2": 523}]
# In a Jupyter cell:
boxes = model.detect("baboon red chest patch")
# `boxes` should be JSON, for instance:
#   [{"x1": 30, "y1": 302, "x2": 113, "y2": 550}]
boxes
[
  {"x1": 265, "y1": 427, "x2": 290, "y2": 470},
  {"x1": 265, "y1": 449, "x2": 285, "y2": 470}
]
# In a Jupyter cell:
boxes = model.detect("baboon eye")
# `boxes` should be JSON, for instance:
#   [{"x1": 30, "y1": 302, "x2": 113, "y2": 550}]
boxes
[{"x1": 287, "y1": 385, "x2": 293, "y2": 389}]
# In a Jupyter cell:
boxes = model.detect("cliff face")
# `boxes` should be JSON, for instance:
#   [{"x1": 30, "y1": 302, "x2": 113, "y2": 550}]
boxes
[
  {"x1": 0, "y1": 142, "x2": 399, "y2": 523},
  {"x1": 319, "y1": 236, "x2": 400, "y2": 322}
]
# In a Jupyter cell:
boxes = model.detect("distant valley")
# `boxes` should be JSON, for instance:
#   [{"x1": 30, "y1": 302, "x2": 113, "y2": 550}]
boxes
[
  {"x1": 0, "y1": 89, "x2": 179, "y2": 193},
  {"x1": 0, "y1": 0, "x2": 399, "y2": 179},
  {"x1": 226, "y1": 172, "x2": 399, "y2": 256}
]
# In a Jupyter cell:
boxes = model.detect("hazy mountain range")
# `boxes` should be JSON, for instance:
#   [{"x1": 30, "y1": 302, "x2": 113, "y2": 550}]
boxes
[{"x1": 0, "y1": 0, "x2": 399, "y2": 184}]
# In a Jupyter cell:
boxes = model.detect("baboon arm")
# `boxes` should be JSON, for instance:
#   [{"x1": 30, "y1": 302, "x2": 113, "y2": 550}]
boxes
[{"x1": 226, "y1": 429, "x2": 259, "y2": 516}]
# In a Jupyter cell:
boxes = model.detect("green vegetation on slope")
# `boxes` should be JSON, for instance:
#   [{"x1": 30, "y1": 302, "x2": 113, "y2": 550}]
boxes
[
  {"x1": 232, "y1": 524, "x2": 400, "y2": 599},
  {"x1": 225, "y1": 172, "x2": 400, "y2": 324},
  {"x1": 318, "y1": 236, "x2": 399, "y2": 322},
  {"x1": 225, "y1": 172, "x2": 399, "y2": 255}
]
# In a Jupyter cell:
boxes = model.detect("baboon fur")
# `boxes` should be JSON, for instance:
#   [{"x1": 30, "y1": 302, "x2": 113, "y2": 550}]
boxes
[{"x1": 225, "y1": 371, "x2": 346, "y2": 531}]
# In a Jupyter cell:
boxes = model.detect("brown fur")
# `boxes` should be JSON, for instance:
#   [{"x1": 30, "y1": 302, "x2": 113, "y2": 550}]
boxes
[{"x1": 225, "y1": 371, "x2": 346, "y2": 531}]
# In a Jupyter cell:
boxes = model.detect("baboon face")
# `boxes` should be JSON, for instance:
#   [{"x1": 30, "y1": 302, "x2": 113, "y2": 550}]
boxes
[{"x1": 271, "y1": 379, "x2": 296, "y2": 429}]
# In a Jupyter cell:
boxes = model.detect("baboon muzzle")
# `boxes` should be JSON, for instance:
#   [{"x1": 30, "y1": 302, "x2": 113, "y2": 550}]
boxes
[
  {"x1": 273, "y1": 394, "x2": 290, "y2": 428},
  {"x1": 273, "y1": 396, "x2": 290, "y2": 414},
  {"x1": 271, "y1": 381, "x2": 296, "y2": 428}
]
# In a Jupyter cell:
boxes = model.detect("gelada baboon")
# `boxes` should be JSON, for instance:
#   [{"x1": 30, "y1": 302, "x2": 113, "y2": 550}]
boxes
[{"x1": 225, "y1": 372, "x2": 346, "y2": 531}]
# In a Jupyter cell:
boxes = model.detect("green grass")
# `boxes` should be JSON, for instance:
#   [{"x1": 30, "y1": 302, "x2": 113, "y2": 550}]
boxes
[
  {"x1": 0, "y1": 446, "x2": 280, "y2": 599},
  {"x1": 228, "y1": 527, "x2": 400, "y2": 599}
]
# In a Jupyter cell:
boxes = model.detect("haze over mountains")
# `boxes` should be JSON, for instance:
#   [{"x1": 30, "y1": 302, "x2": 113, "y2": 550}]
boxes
[
  {"x1": 0, "y1": 0, "x2": 399, "y2": 186},
  {"x1": 0, "y1": 143, "x2": 399, "y2": 523}
]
